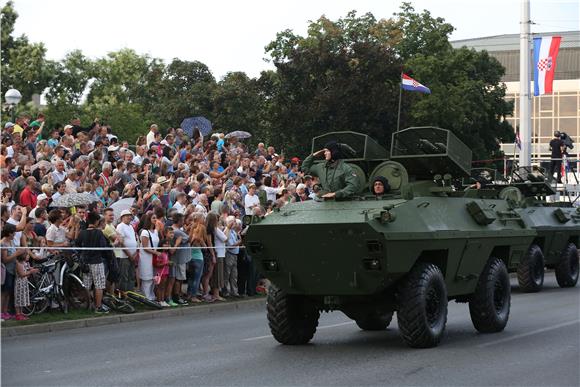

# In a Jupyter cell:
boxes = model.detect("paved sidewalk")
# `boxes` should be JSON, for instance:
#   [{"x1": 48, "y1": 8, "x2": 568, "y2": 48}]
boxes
[{"x1": 1, "y1": 297, "x2": 266, "y2": 337}]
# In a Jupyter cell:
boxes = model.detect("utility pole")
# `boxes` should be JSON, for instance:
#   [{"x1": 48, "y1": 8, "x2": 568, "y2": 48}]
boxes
[{"x1": 519, "y1": 0, "x2": 532, "y2": 167}]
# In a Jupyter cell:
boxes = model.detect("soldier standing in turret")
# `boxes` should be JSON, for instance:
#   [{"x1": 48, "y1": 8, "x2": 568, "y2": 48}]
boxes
[{"x1": 301, "y1": 141, "x2": 360, "y2": 200}]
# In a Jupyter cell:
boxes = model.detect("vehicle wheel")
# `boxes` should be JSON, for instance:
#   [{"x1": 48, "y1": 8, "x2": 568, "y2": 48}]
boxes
[
  {"x1": 469, "y1": 258, "x2": 510, "y2": 333},
  {"x1": 355, "y1": 312, "x2": 393, "y2": 331},
  {"x1": 555, "y1": 243, "x2": 579, "y2": 288},
  {"x1": 63, "y1": 277, "x2": 91, "y2": 310},
  {"x1": 397, "y1": 263, "x2": 448, "y2": 348},
  {"x1": 267, "y1": 285, "x2": 319, "y2": 345},
  {"x1": 517, "y1": 244, "x2": 545, "y2": 292}
]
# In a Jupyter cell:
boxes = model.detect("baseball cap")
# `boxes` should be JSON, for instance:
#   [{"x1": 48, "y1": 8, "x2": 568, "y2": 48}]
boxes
[
  {"x1": 4, "y1": 122, "x2": 14, "y2": 129},
  {"x1": 64, "y1": 124, "x2": 74, "y2": 130},
  {"x1": 107, "y1": 145, "x2": 120, "y2": 152},
  {"x1": 37, "y1": 193, "x2": 48, "y2": 201}
]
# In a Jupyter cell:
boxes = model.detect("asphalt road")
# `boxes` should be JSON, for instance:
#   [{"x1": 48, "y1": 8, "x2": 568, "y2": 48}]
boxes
[{"x1": 2, "y1": 272, "x2": 579, "y2": 387}]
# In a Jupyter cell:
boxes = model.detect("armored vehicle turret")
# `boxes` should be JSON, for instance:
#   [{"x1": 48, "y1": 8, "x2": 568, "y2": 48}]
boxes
[{"x1": 245, "y1": 127, "x2": 579, "y2": 348}]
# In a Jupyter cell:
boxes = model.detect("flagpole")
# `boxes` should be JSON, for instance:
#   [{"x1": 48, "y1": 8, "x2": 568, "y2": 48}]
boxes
[
  {"x1": 519, "y1": 0, "x2": 532, "y2": 167},
  {"x1": 396, "y1": 80, "x2": 402, "y2": 132}
]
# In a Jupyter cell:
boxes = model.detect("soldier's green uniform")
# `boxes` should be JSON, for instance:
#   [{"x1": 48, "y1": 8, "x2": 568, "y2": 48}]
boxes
[{"x1": 302, "y1": 155, "x2": 360, "y2": 199}]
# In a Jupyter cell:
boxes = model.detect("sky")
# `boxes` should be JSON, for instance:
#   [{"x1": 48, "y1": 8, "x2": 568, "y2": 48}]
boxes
[{"x1": 6, "y1": 0, "x2": 579, "y2": 80}]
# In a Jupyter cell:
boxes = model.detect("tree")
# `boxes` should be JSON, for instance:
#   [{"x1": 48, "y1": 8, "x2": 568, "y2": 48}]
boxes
[
  {"x1": 396, "y1": 3, "x2": 514, "y2": 159},
  {"x1": 264, "y1": 11, "x2": 402, "y2": 156},
  {"x1": 46, "y1": 50, "x2": 95, "y2": 105},
  {"x1": 212, "y1": 72, "x2": 264, "y2": 136},
  {"x1": 1, "y1": 1, "x2": 55, "y2": 103}
]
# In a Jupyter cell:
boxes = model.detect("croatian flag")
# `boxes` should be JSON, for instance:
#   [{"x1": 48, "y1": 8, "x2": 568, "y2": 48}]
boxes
[
  {"x1": 401, "y1": 73, "x2": 431, "y2": 94},
  {"x1": 533, "y1": 36, "x2": 561, "y2": 96}
]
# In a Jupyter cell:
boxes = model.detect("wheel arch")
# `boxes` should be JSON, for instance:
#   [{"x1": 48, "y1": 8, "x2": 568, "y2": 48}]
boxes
[{"x1": 416, "y1": 249, "x2": 448, "y2": 277}]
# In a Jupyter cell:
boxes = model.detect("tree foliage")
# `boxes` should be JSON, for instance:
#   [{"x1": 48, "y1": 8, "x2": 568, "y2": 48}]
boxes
[
  {"x1": 1, "y1": 1, "x2": 55, "y2": 102},
  {"x1": 2, "y1": 1, "x2": 513, "y2": 159}
]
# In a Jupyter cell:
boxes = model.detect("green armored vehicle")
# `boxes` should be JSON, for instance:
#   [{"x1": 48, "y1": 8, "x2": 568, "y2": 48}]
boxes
[
  {"x1": 469, "y1": 167, "x2": 580, "y2": 292},
  {"x1": 245, "y1": 127, "x2": 575, "y2": 348}
]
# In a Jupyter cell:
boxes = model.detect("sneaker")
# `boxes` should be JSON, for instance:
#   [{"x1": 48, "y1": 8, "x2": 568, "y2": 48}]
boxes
[
  {"x1": 176, "y1": 298, "x2": 188, "y2": 306},
  {"x1": 95, "y1": 306, "x2": 110, "y2": 314},
  {"x1": 15, "y1": 314, "x2": 29, "y2": 321},
  {"x1": 202, "y1": 294, "x2": 215, "y2": 303},
  {"x1": 166, "y1": 299, "x2": 178, "y2": 307},
  {"x1": 159, "y1": 301, "x2": 170, "y2": 308},
  {"x1": 1, "y1": 313, "x2": 13, "y2": 320}
]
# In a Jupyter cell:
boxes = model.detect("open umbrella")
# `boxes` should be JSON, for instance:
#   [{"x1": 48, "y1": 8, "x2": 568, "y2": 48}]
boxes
[
  {"x1": 31, "y1": 160, "x2": 53, "y2": 173},
  {"x1": 180, "y1": 117, "x2": 212, "y2": 138},
  {"x1": 50, "y1": 192, "x2": 100, "y2": 208},
  {"x1": 225, "y1": 130, "x2": 252, "y2": 139},
  {"x1": 110, "y1": 197, "x2": 136, "y2": 221}
]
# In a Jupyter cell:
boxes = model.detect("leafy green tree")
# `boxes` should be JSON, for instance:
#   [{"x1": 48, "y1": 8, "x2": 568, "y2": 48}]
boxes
[
  {"x1": 265, "y1": 11, "x2": 402, "y2": 156},
  {"x1": 154, "y1": 59, "x2": 216, "y2": 127},
  {"x1": 1, "y1": 1, "x2": 55, "y2": 103},
  {"x1": 395, "y1": 3, "x2": 514, "y2": 159},
  {"x1": 212, "y1": 72, "x2": 265, "y2": 135},
  {"x1": 46, "y1": 50, "x2": 95, "y2": 105}
]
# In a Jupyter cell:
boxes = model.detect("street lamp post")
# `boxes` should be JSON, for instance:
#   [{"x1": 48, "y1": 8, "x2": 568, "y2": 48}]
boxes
[{"x1": 4, "y1": 88, "x2": 22, "y2": 123}]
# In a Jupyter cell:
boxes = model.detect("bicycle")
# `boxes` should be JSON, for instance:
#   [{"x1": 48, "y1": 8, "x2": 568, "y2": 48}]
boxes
[
  {"x1": 24, "y1": 254, "x2": 91, "y2": 315},
  {"x1": 102, "y1": 291, "x2": 136, "y2": 314},
  {"x1": 23, "y1": 258, "x2": 64, "y2": 316},
  {"x1": 123, "y1": 289, "x2": 163, "y2": 309}
]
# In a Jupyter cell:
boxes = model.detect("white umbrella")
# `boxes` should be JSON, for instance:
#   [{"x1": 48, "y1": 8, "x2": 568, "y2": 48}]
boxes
[{"x1": 110, "y1": 197, "x2": 136, "y2": 221}]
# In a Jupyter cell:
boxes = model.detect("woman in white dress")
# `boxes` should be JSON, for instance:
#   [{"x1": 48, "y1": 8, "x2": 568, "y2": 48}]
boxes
[{"x1": 138, "y1": 212, "x2": 159, "y2": 300}]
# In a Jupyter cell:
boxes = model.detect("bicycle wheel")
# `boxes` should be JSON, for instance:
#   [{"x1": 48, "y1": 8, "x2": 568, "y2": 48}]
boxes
[
  {"x1": 103, "y1": 295, "x2": 136, "y2": 314},
  {"x1": 23, "y1": 289, "x2": 50, "y2": 316},
  {"x1": 63, "y1": 275, "x2": 91, "y2": 311},
  {"x1": 126, "y1": 291, "x2": 163, "y2": 309}
]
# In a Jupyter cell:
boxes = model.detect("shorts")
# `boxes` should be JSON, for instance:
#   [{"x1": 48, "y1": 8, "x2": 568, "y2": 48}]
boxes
[
  {"x1": 83, "y1": 263, "x2": 106, "y2": 290},
  {"x1": 1, "y1": 272, "x2": 15, "y2": 292},
  {"x1": 170, "y1": 263, "x2": 187, "y2": 281},
  {"x1": 117, "y1": 258, "x2": 136, "y2": 291}
]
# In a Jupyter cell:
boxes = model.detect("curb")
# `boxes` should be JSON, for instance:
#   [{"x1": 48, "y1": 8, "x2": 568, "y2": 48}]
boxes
[{"x1": 1, "y1": 297, "x2": 266, "y2": 338}]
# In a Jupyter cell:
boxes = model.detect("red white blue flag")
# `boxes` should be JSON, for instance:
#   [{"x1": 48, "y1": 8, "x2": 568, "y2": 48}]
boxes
[
  {"x1": 533, "y1": 36, "x2": 561, "y2": 96},
  {"x1": 401, "y1": 73, "x2": 431, "y2": 94}
]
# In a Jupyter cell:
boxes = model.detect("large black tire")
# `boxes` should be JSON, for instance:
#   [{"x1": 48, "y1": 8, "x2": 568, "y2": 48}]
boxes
[
  {"x1": 555, "y1": 243, "x2": 579, "y2": 288},
  {"x1": 63, "y1": 275, "x2": 91, "y2": 310},
  {"x1": 355, "y1": 312, "x2": 394, "y2": 331},
  {"x1": 517, "y1": 244, "x2": 545, "y2": 292},
  {"x1": 267, "y1": 285, "x2": 319, "y2": 345},
  {"x1": 397, "y1": 263, "x2": 448, "y2": 348},
  {"x1": 469, "y1": 258, "x2": 511, "y2": 333}
]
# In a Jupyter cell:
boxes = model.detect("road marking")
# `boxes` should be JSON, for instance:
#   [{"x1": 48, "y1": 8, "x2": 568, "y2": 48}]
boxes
[
  {"x1": 242, "y1": 321, "x2": 354, "y2": 342},
  {"x1": 478, "y1": 319, "x2": 580, "y2": 348}
]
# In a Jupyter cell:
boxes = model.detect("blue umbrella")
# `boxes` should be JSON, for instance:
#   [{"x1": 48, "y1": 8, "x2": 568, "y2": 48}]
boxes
[{"x1": 180, "y1": 116, "x2": 212, "y2": 137}]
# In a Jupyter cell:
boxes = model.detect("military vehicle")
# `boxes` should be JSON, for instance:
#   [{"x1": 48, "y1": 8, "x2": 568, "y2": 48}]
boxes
[
  {"x1": 468, "y1": 167, "x2": 580, "y2": 292},
  {"x1": 245, "y1": 127, "x2": 579, "y2": 348}
]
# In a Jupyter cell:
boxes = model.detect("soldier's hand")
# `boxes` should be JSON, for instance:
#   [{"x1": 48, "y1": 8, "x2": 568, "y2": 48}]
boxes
[{"x1": 313, "y1": 149, "x2": 325, "y2": 157}]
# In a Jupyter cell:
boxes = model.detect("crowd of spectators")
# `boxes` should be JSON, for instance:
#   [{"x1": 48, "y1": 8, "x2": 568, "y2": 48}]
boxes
[{"x1": 0, "y1": 113, "x2": 319, "y2": 318}]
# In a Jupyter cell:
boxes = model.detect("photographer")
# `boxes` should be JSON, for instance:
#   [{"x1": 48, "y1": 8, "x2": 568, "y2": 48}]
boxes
[{"x1": 549, "y1": 131, "x2": 565, "y2": 183}]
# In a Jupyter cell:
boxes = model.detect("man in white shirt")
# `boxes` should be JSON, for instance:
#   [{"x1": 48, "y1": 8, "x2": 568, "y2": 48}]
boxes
[
  {"x1": 172, "y1": 192, "x2": 187, "y2": 214},
  {"x1": 51, "y1": 160, "x2": 67, "y2": 183},
  {"x1": 132, "y1": 145, "x2": 146, "y2": 166},
  {"x1": 146, "y1": 124, "x2": 158, "y2": 148},
  {"x1": 116, "y1": 210, "x2": 138, "y2": 291},
  {"x1": 6, "y1": 206, "x2": 25, "y2": 247}
]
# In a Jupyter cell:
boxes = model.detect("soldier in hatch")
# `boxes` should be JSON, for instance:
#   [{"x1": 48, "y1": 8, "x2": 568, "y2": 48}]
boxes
[{"x1": 301, "y1": 141, "x2": 360, "y2": 200}]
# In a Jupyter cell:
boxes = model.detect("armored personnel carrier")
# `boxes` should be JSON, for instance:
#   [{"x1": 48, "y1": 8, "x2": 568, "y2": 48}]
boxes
[
  {"x1": 467, "y1": 167, "x2": 580, "y2": 292},
  {"x1": 245, "y1": 127, "x2": 579, "y2": 348}
]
